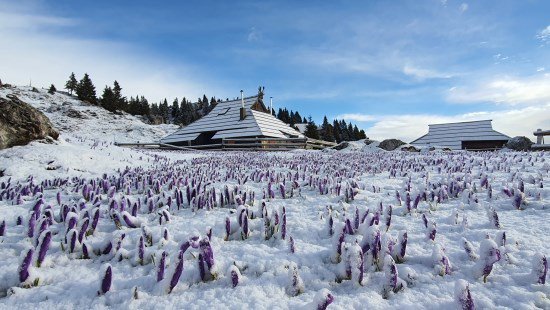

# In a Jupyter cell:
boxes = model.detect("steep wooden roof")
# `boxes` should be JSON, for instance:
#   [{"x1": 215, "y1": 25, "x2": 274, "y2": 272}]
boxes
[
  {"x1": 160, "y1": 95, "x2": 304, "y2": 144},
  {"x1": 410, "y1": 120, "x2": 510, "y2": 150}
]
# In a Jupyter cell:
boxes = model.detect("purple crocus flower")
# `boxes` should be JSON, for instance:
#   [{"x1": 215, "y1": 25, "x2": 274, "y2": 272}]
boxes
[
  {"x1": 98, "y1": 264, "x2": 112, "y2": 295},
  {"x1": 455, "y1": 280, "x2": 475, "y2": 310},
  {"x1": 27, "y1": 214, "x2": 36, "y2": 238},
  {"x1": 229, "y1": 264, "x2": 241, "y2": 288},
  {"x1": 19, "y1": 248, "x2": 34, "y2": 283},
  {"x1": 281, "y1": 214, "x2": 287, "y2": 240},
  {"x1": 395, "y1": 232, "x2": 407, "y2": 263},
  {"x1": 198, "y1": 253, "x2": 206, "y2": 281},
  {"x1": 316, "y1": 289, "x2": 334, "y2": 310},
  {"x1": 289, "y1": 235, "x2": 296, "y2": 253},
  {"x1": 137, "y1": 236, "x2": 145, "y2": 265},
  {"x1": 157, "y1": 251, "x2": 167, "y2": 282},
  {"x1": 0, "y1": 220, "x2": 5, "y2": 236},
  {"x1": 122, "y1": 212, "x2": 138, "y2": 228},
  {"x1": 385, "y1": 205, "x2": 392, "y2": 231},
  {"x1": 535, "y1": 255, "x2": 547, "y2": 284},
  {"x1": 36, "y1": 230, "x2": 51, "y2": 267},
  {"x1": 225, "y1": 217, "x2": 231, "y2": 241},
  {"x1": 422, "y1": 214, "x2": 428, "y2": 229},
  {"x1": 82, "y1": 242, "x2": 91, "y2": 259},
  {"x1": 78, "y1": 218, "x2": 89, "y2": 243}
]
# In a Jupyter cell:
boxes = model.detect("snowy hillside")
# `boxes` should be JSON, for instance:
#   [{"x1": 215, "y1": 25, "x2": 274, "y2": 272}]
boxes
[
  {"x1": 0, "y1": 86, "x2": 548, "y2": 309},
  {"x1": 0, "y1": 146, "x2": 548, "y2": 309},
  {"x1": 0, "y1": 86, "x2": 179, "y2": 181}
]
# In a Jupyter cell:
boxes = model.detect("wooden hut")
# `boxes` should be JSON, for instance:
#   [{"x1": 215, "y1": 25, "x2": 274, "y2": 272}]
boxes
[
  {"x1": 160, "y1": 90, "x2": 306, "y2": 150},
  {"x1": 410, "y1": 120, "x2": 510, "y2": 150}
]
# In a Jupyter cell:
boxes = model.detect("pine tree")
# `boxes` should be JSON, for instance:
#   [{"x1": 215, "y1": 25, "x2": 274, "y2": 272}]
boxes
[
  {"x1": 321, "y1": 116, "x2": 335, "y2": 142},
  {"x1": 353, "y1": 125, "x2": 360, "y2": 140},
  {"x1": 171, "y1": 98, "x2": 180, "y2": 122},
  {"x1": 100, "y1": 86, "x2": 116, "y2": 112},
  {"x1": 359, "y1": 129, "x2": 367, "y2": 139},
  {"x1": 112, "y1": 81, "x2": 126, "y2": 111},
  {"x1": 76, "y1": 73, "x2": 97, "y2": 104},
  {"x1": 48, "y1": 84, "x2": 57, "y2": 94},
  {"x1": 65, "y1": 72, "x2": 78, "y2": 95},
  {"x1": 333, "y1": 119, "x2": 341, "y2": 143},
  {"x1": 304, "y1": 116, "x2": 320, "y2": 139}
]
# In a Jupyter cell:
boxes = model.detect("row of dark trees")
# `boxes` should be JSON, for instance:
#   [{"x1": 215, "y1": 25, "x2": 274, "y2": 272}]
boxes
[
  {"x1": 63, "y1": 73, "x2": 218, "y2": 126},
  {"x1": 303, "y1": 116, "x2": 366, "y2": 142},
  {"x1": 61, "y1": 73, "x2": 367, "y2": 142}
]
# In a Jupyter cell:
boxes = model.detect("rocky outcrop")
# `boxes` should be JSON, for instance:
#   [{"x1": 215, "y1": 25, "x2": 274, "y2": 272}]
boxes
[
  {"x1": 331, "y1": 141, "x2": 350, "y2": 150},
  {"x1": 506, "y1": 136, "x2": 533, "y2": 151},
  {"x1": 0, "y1": 95, "x2": 59, "y2": 149},
  {"x1": 378, "y1": 139, "x2": 406, "y2": 151},
  {"x1": 400, "y1": 145, "x2": 420, "y2": 152}
]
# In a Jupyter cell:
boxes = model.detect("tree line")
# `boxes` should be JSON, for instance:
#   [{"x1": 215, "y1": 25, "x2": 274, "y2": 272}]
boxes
[
  {"x1": 63, "y1": 72, "x2": 218, "y2": 126},
  {"x1": 60, "y1": 72, "x2": 367, "y2": 142}
]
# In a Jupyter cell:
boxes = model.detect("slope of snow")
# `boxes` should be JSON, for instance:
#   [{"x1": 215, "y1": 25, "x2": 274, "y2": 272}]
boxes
[
  {"x1": 0, "y1": 86, "x2": 182, "y2": 181},
  {"x1": 0, "y1": 148, "x2": 548, "y2": 309}
]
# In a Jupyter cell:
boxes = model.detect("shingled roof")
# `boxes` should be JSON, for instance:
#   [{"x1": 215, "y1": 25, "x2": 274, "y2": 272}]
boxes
[
  {"x1": 410, "y1": 120, "x2": 510, "y2": 150},
  {"x1": 160, "y1": 95, "x2": 304, "y2": 145}
]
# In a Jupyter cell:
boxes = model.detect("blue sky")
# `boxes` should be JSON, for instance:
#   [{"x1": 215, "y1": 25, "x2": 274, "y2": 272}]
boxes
[{"x1": 0, "y1": 0, "x2": 549, "y2": 141}]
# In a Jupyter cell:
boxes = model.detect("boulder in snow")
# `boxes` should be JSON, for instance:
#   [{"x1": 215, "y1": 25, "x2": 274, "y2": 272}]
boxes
[
  {"x1": 506, "y1": 136, "x2": 533, "y2": 151},
  {"x1": 0, "y1": 95, "x2": 59, "y2": 149},
  {"x1": 378, "y1": 139, "x2": 406, "y2": 151}
]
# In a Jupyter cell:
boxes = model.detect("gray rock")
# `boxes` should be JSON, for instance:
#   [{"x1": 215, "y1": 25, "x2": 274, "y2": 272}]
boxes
[
  {"x1": 400, "y1": 145, "x2": 420, "y2": 152},
  {"x1": 364, "y1": 139, "x2": 375, "y2": 145},
  {"x1": 0, "y1": 95, "x2": 59, "y2": 149},
  {"x1": 378, "y1": 139, "x2": 406, "y2": 151},
  {"x1": 331, "y1": 141, "x2": 350, "y2": 150},
  {"x1": 506, "y1": 136, "x2": 533, "y2": 151}
]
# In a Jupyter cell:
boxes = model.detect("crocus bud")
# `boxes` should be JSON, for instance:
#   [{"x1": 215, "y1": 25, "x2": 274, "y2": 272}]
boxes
[
  {"x1": 19, "y1": 247, "x2": 34, "y2": 283},
  {"x1": 225, "y1": 217, "x2": 231, "y2": 241},
  {"x1": 287, "y1": 262, "x2": 305, "y2": 296},
  {"x1": 289, "y1": 235, "x2": 296, "y2": 254},
  {"x1": 157, "y1": 251, "x2": 167, "y2": 282},
  {"x1": 455, "y1": 280, "x2": 475, "y2": 310},
  {"x1": 315, "y1": 289, "x2": 334, "y2": 310},
  {"x1": 461, "y1": 238, "x2": 478, "y2": 261},
  {"x1": 98, "y1": 264, "x2": 112, "y2": 295},
  {"x1": 36, "y1": 230, "x2": 52, "y2": 267},
  {"x1": 228, "y1": 264, "x2": 242, "y2": 288},
  {"x1": 534, "y1": 254, "x2": 547, "y2": 285}
]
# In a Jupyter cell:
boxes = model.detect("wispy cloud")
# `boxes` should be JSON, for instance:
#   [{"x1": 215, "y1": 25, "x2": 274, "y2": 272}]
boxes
[
  {"x1": 447, "y1": 74, "x2": 550, "y2": 105},
  {"x1": 403, "y1": 64, "x2": 453, "y2": 80},
  {"x1": 537, "y1": 25, "x2": 550, "y2": 43},
  {"x1": 459, "y1": 3, "x2": 469, "y2": 13},
  {"x1": 337, "y1": 104, "x2": 549, "y2": 142},
  {"x1": 0, "y1": 5, "x2": 226, "y2": 102},
  {"x1": 247, "y1": 26, "x2": 262, "y2": 42}
]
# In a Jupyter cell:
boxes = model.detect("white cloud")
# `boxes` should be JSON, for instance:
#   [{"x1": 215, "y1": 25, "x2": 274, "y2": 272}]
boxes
[
  {"x1": 247, "y1": 27, "x2": 262, "y2": 42},
  {"x1": 0, "y1": 6, "x2": 226, "y2": 103},
  {"x1": 403, "y1": 64, "x2": 453, "y2": 80},
  {"x1": 337, "y1": 105, "x2": 549, "y2": 142},
  {"x1": 336, "y1": 113, "x2": 377, "y2": 122},
  {"x1": 447, "y1": 74, "x2": 550, "y2": 105},
  {"x1": 537, "y1": 25, "x2": 550, "y2": 43},
  {"x1": 459, "y1": 3, "x2": 469, "y2": 13}
]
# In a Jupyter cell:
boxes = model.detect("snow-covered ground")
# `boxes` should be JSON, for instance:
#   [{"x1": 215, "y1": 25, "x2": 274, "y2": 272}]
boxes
[{"x1": 0, "y1": 87, "x2": 548, "y2": 309}]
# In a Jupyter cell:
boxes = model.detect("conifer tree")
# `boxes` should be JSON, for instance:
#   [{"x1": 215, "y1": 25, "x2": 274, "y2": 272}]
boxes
[
  {"x1": 100, "y1": 86, "x2": 116, "y2": 112},
  {"x1": 171, "y1": 98, "x2": 180, "y2": 122},
  {"x1": 112, "y1": 81, "x2": 126, "y2": 111},
  {"x1": 76, "y1": 73, "x2": 97, "y2": 104},
  {"x1": 304, "y1": 116, "x2": 320, "y2": 139},
  {"x1": 48, "y1": 84, "x2": 56, "y2": 94},
  {"x1": 65, "y1": 72, "x2": 78, "y2": 95}
]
